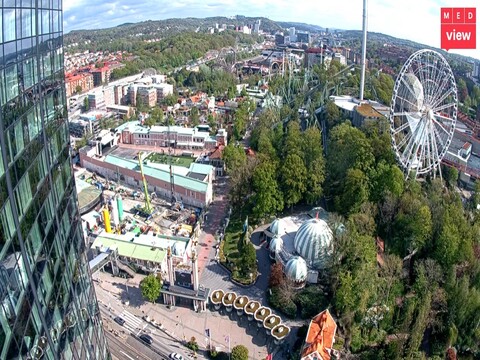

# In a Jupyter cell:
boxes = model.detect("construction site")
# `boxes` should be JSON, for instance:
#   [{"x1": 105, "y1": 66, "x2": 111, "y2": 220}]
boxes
[{"x1": 79, "y1": 150, "x2": 204, "y2": 280}]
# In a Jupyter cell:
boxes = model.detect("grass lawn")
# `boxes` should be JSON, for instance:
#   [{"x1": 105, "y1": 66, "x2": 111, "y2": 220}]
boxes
[
  {"x1": 221, "y1": 217, "x2": 243, "y2": 262},
  {"x1": 220, "y1": 215, "x2": 257, "y2": 285},
  {"x1": 146, "y1": 152, "x2": 194, "y2": 168}
]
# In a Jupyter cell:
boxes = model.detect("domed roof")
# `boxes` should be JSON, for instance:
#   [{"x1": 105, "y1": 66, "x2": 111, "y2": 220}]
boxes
[
  {"x1": 269, "y1": 219, "x2": 281, "y2": 236},
  {"x1": 285, "y1": 256, "x2": 308, "y2": 282},
  {"x1": 294, "y1": 218, "x2": 332, "y2": 268},
  {"x1": 269, "y1": 235, "x2": 283, "y2": 253}
]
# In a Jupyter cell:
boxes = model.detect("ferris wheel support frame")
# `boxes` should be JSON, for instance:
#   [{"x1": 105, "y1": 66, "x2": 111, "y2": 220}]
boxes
[{"x1": 389, "y1": 49, "x2": 457, "y2": 179}]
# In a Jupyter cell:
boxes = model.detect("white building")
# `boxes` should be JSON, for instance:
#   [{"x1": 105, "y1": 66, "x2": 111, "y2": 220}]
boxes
[{"x1": 264, "y1": 208, "x2": 340, "y2": 286}]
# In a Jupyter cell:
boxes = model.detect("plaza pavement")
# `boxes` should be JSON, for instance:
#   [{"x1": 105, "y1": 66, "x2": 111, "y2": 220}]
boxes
[{"x1": 94, "y1": 176, "x2": 300, "y2": 359}]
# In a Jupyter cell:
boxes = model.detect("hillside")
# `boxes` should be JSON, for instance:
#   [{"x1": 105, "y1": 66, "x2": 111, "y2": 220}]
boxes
[
  {"x1": 65, "y1": 15, "x2": 474, "y2": 80},
  {"x1": 64, "y1": 16, "x2": 282, "y2": 50}
]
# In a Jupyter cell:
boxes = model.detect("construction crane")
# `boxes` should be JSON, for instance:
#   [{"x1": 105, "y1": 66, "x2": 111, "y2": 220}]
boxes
[
  {"x1": 137, "y1": 152, "x2": 152, "y2": 214},
  {"x1": 167, "y1": 121, "x2": 175, "y2": 203}
]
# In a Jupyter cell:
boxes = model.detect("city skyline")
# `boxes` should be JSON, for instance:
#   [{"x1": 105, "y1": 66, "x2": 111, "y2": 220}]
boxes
[{"x1": 64, "y1": 0, "x2": 479, "y2": 60}]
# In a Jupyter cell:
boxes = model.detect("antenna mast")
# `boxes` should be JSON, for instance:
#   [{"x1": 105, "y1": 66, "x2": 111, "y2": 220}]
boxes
[{"x1": 359, "y1": 0, "x2": 368, "y2": 101}]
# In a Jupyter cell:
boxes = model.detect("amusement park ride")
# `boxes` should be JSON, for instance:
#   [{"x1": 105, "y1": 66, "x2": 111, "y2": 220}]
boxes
[{"x1": 389, "y1": 49, "x2": 458, "y2": 179}]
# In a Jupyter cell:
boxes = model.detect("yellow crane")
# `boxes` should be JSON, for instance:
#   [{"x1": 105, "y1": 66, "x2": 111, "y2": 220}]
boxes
[{"x1": 138, "y1": 152, "x2": 152, "y2": 214}]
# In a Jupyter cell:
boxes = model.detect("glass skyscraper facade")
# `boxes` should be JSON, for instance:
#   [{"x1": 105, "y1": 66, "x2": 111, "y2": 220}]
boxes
[{"x1": 0, "y1": 1, "x2": 109, "y2": 359}]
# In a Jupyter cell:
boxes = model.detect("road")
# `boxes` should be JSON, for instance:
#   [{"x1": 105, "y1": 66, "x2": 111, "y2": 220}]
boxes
[
  {"x1": 98, "y1": 285, "x2": 194, "y2": 360},
  {"x1": 104, "y1": 327, "x2": 158, "y2": 360}
]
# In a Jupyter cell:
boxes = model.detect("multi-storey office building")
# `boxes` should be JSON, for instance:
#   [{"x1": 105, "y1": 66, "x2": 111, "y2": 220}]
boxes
[{"x1": 0, "y1": 2, "x2": 109, "y2": 359}]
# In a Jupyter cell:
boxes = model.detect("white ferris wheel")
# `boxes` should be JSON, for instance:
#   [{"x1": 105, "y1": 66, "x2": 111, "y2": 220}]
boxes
[{"x1": 389, "y1": 49, "x2": 457, "y2": 178}]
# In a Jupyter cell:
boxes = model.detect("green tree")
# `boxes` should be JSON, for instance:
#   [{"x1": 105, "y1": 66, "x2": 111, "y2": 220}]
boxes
[
  {"x1": 473, "y1": 180, "x2": 480, "y2": 210},
  {"x1": 250, "y1": 109, "x2": 279, "y2": 150},
  {"x1": 302, "y1": 127, "x2": 325, "y2": 204},
  {"x1": 443, "y1": 165, "x2": 459, "y2": 188},
  {"x1": 162, "y1": 93, "x2": 178, "y2": 106},
  {"x1": 144, "y1": 116, "x2": 156, "y2": 127},
  {"x1": 190, "y1": 106, "x2": 200, "y2": 127},
  {"x1": 136, "y1": 93, "x2": 148, "y2": 112},
  {"x1": 76, "y1": 136, "x2": 88, "y2": 149},
  {"x1": 338, "y1": 168, "x2": 370, "y2": 215},
  {"x1": 75, "y1": 85, "x2": 83, "y2": 94},
  {"x1": 83, "y1": 97, "x2": 89, "y2": 112},
  {"x1": 150, "y1": 106, "x2": 164, "y2": 125},
  {"x1": 227, "y1": 86, "x2": 236, "y2": 100},
  {"x1": 233, "y1": 116, "x2": 245, "y2": 140},
  {"x1": 251, "y1": 157, "x2": 283, "y2": 218},
  {"x1": 239, "y1": 242, "x2": 257, "y2": 277},
  {"x1": 283, "y1": 121, "x2": 303, "y2": 157},
  {"x1": 166, "y1": 114, "x2": 175, "y2": 125},
  {"x1": 186, "y1": 336, "x2": 199, "y2": 352},
  {"x1": 392, "y1": 192, "x2": 432, "y2": 256},
  {"x1": 325, "y1": 100, "x2": 341, "y2": 128},
  {"x1": 222, "y1": 144, "x2": 247, "y2": 174},
  {"x1": 228, "y1": 157, "x2": 258, "y2": 211},
  {"x1": 140, "y1": 274, "x2": 161, "y2": 303},
  {"x1": 207, "y1": 114, "x2": 216, "y2": 132},
  {"x1": 257, "y1": 130, "x2": 278, "y2": 161},
  {"x1": 370, "y1": 162, "x2": 404, "y2": 202},
  {"x1": 231, "y1": 345, "x2": 249, "y2": 360},
  {"x1": 281, "y1": 153, "x2": 307, "y2": 209},
  {"x1": 326, "y1": 122, "x2": 375, "y2": 213}
]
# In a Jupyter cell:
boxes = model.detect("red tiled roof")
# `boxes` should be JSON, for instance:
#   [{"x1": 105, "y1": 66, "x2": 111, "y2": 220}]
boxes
[
  {"x1": 306, "y1": 47, "x2": 323, "y2": 54},
  {"x1": 302, "y1": 310, "x2": 337, "y2": 360},
  {"x1": 91, "y1": 66, "x2": 109, "y2": 73},
  {"x1": 209, "y1": 145, "x2": 224, "y2": 159}
]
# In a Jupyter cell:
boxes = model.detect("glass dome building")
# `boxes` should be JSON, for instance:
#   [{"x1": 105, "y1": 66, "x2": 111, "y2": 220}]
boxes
[
  {"x1": 293, "y1": 218, "x2": 333, "y2": 269},
  {"x1": 285, "y1": 256, "x2": 308, "y2": 288},
  {"x1": 269, "y1": 235, "x2": 283, "y2": 260}
]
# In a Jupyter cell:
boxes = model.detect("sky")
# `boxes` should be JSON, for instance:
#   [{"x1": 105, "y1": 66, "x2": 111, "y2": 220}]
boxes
[{"x1": 63, "y1": 0, "x2": 480, "y2": 61}]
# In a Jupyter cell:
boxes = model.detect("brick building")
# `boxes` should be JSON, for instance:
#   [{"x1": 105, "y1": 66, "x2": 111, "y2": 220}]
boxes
[
  {"x1": 91, "y1": 66, "x2": 111, "y2": 86},
  {"x1": 65, "y1": 73, "x2": 94, "y2": 97},
  {"x1": 118, "y1": 121, "x2": 226, "y2": 151}
]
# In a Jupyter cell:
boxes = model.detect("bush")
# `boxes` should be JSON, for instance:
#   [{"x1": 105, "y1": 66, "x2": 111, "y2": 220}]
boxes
[
  {"x1": 231, "y1": 345, "x2": 249, "y2": 360},
  {"x1": 186, "y1": 336, "x2": 199, "y2": 352},
  {"x1": 209, "y1": 349, "x2": 218, "y2": 358},
  {"x1": 268, "y1": 286, "x2": 297, "y2": 318},
  {"x1": 294, "y1": 286, "x2": 326, "y2": 319}
]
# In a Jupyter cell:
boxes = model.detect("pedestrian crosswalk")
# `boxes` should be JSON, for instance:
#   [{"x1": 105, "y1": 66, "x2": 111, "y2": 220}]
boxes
[{"x1": 120, "y1": 310, "x2": 142, "y2": 330}]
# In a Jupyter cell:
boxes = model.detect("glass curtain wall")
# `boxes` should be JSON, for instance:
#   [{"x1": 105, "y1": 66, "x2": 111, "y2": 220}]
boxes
[{"x1": 0, "y1": 0, "x2": 110, "y2": 359}]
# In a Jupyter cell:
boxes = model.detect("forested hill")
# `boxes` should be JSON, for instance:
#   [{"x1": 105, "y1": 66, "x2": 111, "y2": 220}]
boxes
[{"x1": 64, "y1": 16, "x2": 281, "y2": 51}]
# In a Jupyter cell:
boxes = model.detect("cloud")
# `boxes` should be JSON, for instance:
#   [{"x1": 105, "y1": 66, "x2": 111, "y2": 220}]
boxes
[{"x1": 62, "y1": 0, "x2": 479, "y2": 60}]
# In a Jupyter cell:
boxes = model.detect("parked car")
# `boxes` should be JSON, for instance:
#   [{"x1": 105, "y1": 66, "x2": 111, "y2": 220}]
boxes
[
  {"x1": 139, "y1": 334, "x2": 153, "y2": 345},
  {"x1": 169, "y1": 353, "x2": 184, "y2": 360},
  {"x1": 113, "y1": 317, "x2": 125, "y2": 326}
]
